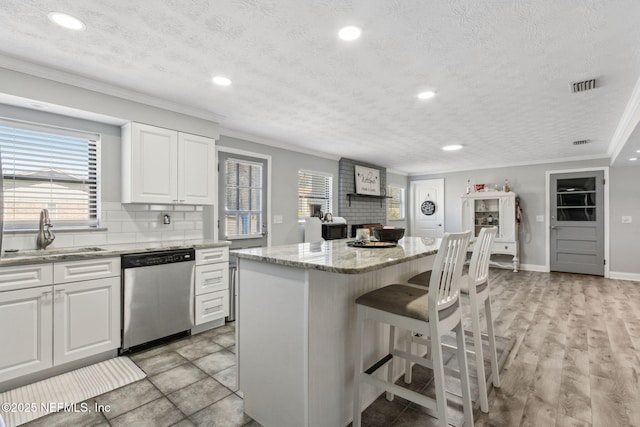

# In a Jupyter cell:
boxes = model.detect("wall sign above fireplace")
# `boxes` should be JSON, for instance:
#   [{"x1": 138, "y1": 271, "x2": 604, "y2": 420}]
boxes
[{"x1": 354, "y1": 165, "x2": 380, "y2": 196}]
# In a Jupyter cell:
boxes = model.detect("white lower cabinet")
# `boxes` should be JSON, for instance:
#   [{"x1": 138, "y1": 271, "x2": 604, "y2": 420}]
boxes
[
  {"x1": 0, "y1": 286, "x2": 53, "y2": 382},
  {"x1": 0, "y1": 258, "x2": 121, "y2": 384},
  {"x1": 195, "y1": 291, "x2": 229, "y2": 325},
  {"x1": 194, "y1": 248, "x2": 229, "y2": 326},
  {"x1": 53, "y1": 276, "x2": 120, "y2": 366}
]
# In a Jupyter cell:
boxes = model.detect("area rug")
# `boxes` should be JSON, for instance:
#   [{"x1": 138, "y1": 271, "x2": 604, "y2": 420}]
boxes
[{"x1": 0, "y1": 356, "x2": 145, "y2": 427}]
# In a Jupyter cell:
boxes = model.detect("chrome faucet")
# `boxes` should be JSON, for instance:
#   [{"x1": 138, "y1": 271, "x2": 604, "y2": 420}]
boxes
[{"x1": 36, "y1": 209, "x2": 55, "y2": 250}]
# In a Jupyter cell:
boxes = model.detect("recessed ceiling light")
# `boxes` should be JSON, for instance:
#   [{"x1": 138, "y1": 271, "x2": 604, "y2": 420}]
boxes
[
  {"x1": 630, "y1": 157, "x2": 638, "y2": 161},
  {"x1": 212, "y1": 76, "x2": 232, "y2": 86},
  {"x1": 636, "y1": 149, "x2": 640, "y2": 153},
  {"x1": 417, "y1": 91, "x2": 436, "y2": 100},
  {"x1": 442, "y1": 145, "x2": 463, "y2": 151},
  {"x1": 47, "y1": 12, "x2": 85, "y2": 30},
  {"x1": 338, "y1": 26, "x2": 361, "y2": 41}
]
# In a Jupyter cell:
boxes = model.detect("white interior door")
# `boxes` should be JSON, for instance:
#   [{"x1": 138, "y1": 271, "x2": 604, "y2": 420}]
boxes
[{"x1": 410, "y1": 179, "x2": 445, "y2": 238}]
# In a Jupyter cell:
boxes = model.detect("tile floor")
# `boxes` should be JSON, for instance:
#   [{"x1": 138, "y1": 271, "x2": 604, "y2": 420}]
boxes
[
  {"x1": 19, "y1": 320, "x2": 510, "y2": 427},
  {"x1": 23, "y1": 322, "x2": 261, "y2": 427}
]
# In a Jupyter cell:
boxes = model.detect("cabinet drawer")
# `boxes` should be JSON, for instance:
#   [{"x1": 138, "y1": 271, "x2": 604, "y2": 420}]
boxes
[
  {"x1": 54, "y1": 257, "x2": 121, "y2": 283},
  {"x1": 492, "y1": 242, "x2": 516, "y2": 255},
  {"x1": 0, "y1": 263, "x2": 53, "y2": 292},
  {"x1": 196, "y1": 247, "x2": 229, "y2": 265},
  {"x1": 195, "y1": 290, "x2": 229, "y2": 325},
  {"x1": 195, "y1": 263, "x2": 229, "y2": 295}
]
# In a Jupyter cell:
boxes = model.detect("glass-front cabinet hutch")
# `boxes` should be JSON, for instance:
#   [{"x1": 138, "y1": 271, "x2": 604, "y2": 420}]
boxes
[{"x1": 461, "y1": 191, "x2": 519, "y2": 272}]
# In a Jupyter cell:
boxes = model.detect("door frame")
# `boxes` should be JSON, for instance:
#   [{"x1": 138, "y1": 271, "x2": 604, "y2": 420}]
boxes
[
  {"x1": 216, "y1": 146, "x2": 272, "y2": 247},
  {"x1": 545, "y1": 166, "x2": 609, "y2": 277}
]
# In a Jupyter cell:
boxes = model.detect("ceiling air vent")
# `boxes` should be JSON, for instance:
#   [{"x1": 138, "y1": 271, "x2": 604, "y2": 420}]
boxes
[
  {"x1": 571, "y1": 79, "x2": 597, "y2": 93},
  {"x1": 572, "y1": 139, "x2": 590, "y2": 146}
]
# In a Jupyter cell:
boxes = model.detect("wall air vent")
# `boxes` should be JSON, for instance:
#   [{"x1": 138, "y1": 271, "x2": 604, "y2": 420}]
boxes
[
  {"x1": 572, "y1": 139, "x2": 590, "y2": 146},
  {"x1": 570, "y1": 79, "x2": 597, "y2": 93}
]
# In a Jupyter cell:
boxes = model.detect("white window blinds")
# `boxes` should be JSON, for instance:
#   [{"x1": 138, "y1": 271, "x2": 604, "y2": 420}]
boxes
[
  {"x1": 298, "y1": 170, "x2": 332, "y2": 218},
  {"x1": 0, "y1": 118, "x2": 100, "y2": 230},
  {"x1": 387, "y1": 185, "x2": 405, "y2": 220}
]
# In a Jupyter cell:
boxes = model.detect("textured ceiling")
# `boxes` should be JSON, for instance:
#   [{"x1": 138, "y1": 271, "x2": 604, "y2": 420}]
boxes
[{"x1": 1, "y1": 1, "x2": 640, "y2": 174}]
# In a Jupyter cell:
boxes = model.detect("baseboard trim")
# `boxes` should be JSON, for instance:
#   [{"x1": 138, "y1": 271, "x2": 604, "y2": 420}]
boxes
[
  {"x1": 609, "y1": 271, "x2": 640, "y2": 282},
  {"x1": 519, "y1": 264, "x2": 547, "y2": 272}
]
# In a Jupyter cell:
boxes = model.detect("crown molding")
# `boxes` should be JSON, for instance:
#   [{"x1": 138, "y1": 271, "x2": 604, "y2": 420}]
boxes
[
  {"x1": 609, "y1": 74, "x2": 640, "y2": 163},
  {"x1": 387, "y1": 168, "x2": 409, "y2": 176},
  {"x1": 219, "y1": 127, "x2": 341, "y2": 161},
  {"x1": 407, "y1": 153, "x2": 610, "y2": 176},
  {"x1": 0, "y1": 54, "x2": 225, "y2": 123}
]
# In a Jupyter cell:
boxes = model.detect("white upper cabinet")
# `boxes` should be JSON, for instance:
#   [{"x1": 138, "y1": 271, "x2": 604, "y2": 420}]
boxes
[
  {"x1": 178, "y1": 132, "x2": 217, "y2": 205},
  {"x1": 122, "y1": 122, "x2": 216, "y2": 204}
]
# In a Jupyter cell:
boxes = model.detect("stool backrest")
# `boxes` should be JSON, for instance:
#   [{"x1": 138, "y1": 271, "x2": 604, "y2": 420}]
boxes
[
  {"x1": 468, "y1": 227, "x2": 497, "y2": 289},
  {"x1": 428, "y1": 231, "x2": 471, "y2": 319}
]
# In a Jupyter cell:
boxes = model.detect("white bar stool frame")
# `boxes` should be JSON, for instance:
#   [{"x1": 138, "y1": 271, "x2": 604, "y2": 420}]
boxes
[{"x1": 352, "y1": 231, "x2": 474, "y2": 427}]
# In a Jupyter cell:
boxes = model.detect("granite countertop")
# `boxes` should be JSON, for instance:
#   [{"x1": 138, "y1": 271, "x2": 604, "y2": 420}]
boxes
[
  {"x1": 0, "y1": 239, "x2": 231, "y2": 266},
  {"x1": 233, "y1": 236, "x2": 439, "y2": 274}
]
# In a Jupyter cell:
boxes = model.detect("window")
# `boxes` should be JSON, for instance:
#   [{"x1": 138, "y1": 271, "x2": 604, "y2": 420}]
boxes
[
  {"x1": 387, "y1": 185, "x2": 405, "y2": 220},
  {"x1": 0, "y1": 118, "x2": 99, "y2": 230},
  {"x1": 224, "y1": 157, "x2": 263, "y2": 238},
  {"x1": 298, "y1": 170, "x2": 332, "y2": 218}
]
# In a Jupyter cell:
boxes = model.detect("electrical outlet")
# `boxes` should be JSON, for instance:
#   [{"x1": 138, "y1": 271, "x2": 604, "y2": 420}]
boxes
[
  {"x1": 622, "y1": 216, "x2": 632, "y2": 224},
  {"x1": 274, "y1": 215, "x2": 283, "y2": 224},
  {"x1": 536, "y1": 215, "x2": 544, "y2": 222}
]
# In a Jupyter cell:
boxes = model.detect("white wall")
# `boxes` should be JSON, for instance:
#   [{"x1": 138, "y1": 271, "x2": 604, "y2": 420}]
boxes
[{"x1": 609, "y1": 165, "x2": 640, "y2": 277}]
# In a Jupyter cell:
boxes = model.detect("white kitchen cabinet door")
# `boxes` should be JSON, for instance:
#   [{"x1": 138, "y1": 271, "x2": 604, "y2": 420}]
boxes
[
  {"x1": 122, "y1": 122, "x2": 179, "y2": 204},
  {"x1": 195, "y1": 290, "x2": 229, "y2": 325},
  {"x1": 53, "y1": 277, "x2": 120, "y2": 366},
  {"x1": 195, "y1": 263, "x2": 229, "y2": 295},
  {"x1": 0, "y1": 287, "x2": 53, "y2": 382},
  {"x1": 178, "y1": 132, "x2": 216, "y2": 204}
]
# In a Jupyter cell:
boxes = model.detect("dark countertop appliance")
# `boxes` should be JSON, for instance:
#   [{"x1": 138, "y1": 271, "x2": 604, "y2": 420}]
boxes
[{"x1": 321, "y1": 222, "x2": 347, "y2": 240}]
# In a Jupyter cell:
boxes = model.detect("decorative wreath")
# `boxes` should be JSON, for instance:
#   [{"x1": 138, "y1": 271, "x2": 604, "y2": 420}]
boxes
[{"x1": 421, "y1": 200, "x2": 436, "y2": 216}]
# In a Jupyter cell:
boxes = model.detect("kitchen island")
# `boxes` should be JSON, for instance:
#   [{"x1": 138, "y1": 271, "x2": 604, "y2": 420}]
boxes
[{"x1": 234, "y1": 236, "x2": 438, "y2": 427}]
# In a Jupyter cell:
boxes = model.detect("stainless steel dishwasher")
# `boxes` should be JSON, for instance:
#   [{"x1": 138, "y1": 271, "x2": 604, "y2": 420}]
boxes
[{"x1": 121, "y1": 248, "x2": 195, "y2": 351}]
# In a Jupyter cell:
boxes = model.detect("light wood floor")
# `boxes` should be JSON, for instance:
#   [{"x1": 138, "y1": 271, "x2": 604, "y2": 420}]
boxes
[{"x1": 471, "y1": 269, "x2": 640, "y2": 427}]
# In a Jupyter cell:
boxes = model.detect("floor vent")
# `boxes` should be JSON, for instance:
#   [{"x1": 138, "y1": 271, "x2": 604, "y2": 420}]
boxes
[
  {"x1": 571, "y1": 79, "x2": 597, "y2": 93},
  {"x1": 572, "y1": 139, "x2": 590, "y2": 146}
]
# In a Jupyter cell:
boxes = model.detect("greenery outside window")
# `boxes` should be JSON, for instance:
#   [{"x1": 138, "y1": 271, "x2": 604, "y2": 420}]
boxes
[
  {"x1": 387, "y1": 185, "x2": 405, "y2": 220},
  {"x1": 298, "y1": 170, "x2": 332, "y2": 219},
  {"x1": 0, "y1": 118, "x2": 100, "y2": 230}
]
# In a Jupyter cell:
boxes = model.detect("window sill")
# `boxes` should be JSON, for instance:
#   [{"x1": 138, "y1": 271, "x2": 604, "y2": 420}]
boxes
[{"x1": 4, "y1": 227, "x2": 108, "y2": 235}]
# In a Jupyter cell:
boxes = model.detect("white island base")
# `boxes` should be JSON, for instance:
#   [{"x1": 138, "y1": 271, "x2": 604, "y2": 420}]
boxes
[{"x1": 237, "y1": 253, "x2": 435, "y2": 427}]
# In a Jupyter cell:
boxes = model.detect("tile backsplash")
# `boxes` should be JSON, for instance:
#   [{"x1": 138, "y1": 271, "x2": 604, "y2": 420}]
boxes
[{"x1": 2, "y1": 202, "x2": 205, "y2": 251}]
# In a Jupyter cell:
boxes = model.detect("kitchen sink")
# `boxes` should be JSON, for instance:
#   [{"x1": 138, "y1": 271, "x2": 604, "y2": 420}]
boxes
[{"x1": 2, "y1": 247, "x2": 107, "y2": 258}]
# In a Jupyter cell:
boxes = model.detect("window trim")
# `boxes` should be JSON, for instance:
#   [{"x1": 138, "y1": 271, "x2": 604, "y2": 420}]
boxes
[
  {"x1": 387, "y1": 184, "x2": 405, "y2": 221},
  {"x1": 0, "y1": 117, "x2": 102, "y2": 231},
  {"x1": 223, "y1": 156, "x2": 264, "y2": 239},
  {"x1": 298, "y1": 169, "x2": 333, "y2": 221},
  {"x1": 216, "y1": 145, "x2": 272, "y2": 247}
]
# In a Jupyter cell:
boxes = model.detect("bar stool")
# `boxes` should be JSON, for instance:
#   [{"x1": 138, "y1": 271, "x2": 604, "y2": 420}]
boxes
[
  {"x1": 405, "y1": 227, "x2": 499, "y2": 413},
  {"x1": 352, "y1": 231, "x2": 473, "y2": 427}
]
